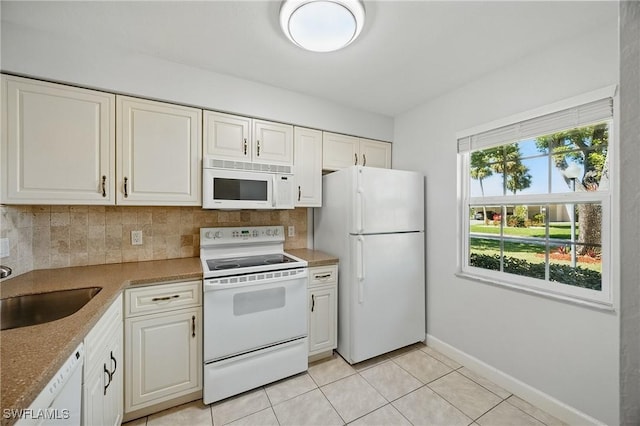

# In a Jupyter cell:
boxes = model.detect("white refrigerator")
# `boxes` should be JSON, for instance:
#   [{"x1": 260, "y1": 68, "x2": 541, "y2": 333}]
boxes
[{"x1": 314, "y1": 166, "x2": 425, "y2": 364}]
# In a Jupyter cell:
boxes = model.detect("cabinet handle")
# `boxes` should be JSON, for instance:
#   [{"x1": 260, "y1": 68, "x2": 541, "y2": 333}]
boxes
[
  {"x1": 103, "y1": 363, "x2": 111, "y2": 395},
  {"x1": 298, "y1": 186, "x2": 301, "y2": 202},
  {"x1": 363, "y1": 154, "x2": 367, "y2": 166},
  {"x1": 151, "y1": 294, "x2": 180, "y2": 302},
  {"x1": 257, "y1": 140, "x2": 260, "y2": 156},
  {"x1": 191, "y1": 315, "x2": 196, "y2": 338},
  {"x1": 311, "y1": 294, "x2": 315, "y2": 312},
  {"x1": 101, "y1": 175, "x2": 107, "y2": 197},
  {"x1": 123, "y1": 177, "x2": 129, "y2": 198},
  {"x1": 109, "y1": 351, "x2": 117, "y2": 377},
  {"x1": 243, "y1": 138, "x2": 248, "y2": 155},
  {"x1": 314, "y1": 273, "x2": 331, "y2": 279},
  {"x1": 354, "y1": 153, "x2": 358, "y2": 165}
]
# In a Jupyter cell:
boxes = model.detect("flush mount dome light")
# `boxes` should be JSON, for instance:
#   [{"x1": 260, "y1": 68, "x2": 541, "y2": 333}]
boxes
[{"x1": 280, "y1": 0, "x2": 365, "y2": 52}]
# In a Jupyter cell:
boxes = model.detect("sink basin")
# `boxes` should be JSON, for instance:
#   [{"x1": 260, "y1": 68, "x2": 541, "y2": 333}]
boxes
[{"x1": 1, "y1": 287, "x2": 101, "y2": 331}]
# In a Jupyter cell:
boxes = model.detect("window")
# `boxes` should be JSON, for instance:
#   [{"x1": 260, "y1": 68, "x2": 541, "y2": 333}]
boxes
[{"x1": 458, "y1": 89, "x2": 614, "y2": 306}]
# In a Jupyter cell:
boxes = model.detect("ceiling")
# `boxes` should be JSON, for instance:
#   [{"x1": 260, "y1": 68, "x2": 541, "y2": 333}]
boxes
[{"x1": 0, "y1": 1, "x2": 618, "y2": 117}]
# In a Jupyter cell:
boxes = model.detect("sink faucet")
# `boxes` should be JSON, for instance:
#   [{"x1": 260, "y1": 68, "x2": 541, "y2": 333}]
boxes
[{"x1": 0, "y1": 265, "x2": 12, "y2": 279}]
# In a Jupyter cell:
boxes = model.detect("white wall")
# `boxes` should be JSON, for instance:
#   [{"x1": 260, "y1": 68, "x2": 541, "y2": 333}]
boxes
[
  {"x1": 393, "y1": 25, "x2": 620, "y2": 425},
  {"x1": 619, "y1": 1, "x2": 640, "y2": 424},
  {"x1": 0, "y1": 22, "x2": 393, "y2": 142}
]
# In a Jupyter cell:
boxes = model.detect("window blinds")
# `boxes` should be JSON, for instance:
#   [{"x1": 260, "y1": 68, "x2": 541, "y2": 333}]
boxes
[{"x1": 457, "y1": 97, "x2": 613, "y2": 153}]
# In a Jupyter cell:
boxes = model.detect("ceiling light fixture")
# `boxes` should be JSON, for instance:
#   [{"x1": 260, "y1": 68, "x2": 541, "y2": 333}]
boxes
[{"x1": 279, "y1": 0, "x2": 365, "y2": 53}]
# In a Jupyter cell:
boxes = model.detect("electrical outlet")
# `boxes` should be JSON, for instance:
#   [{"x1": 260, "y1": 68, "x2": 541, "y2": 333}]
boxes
[
  {"x1": 131, "y1": 230, "x2": 143, "y2": 246},
  {"x1": 288, "y1": 226, "x2": 295, "y2": 237}
]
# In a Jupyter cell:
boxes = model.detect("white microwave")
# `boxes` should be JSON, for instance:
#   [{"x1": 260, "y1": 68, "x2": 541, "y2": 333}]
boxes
[{"x1": 203, "y1": 167, "x2": 294, "y2": 210}]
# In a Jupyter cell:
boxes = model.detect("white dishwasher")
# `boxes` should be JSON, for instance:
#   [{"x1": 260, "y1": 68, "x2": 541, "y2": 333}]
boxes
[{"x1": 17, "y1": 343, "x2": 84, "y2": 425}]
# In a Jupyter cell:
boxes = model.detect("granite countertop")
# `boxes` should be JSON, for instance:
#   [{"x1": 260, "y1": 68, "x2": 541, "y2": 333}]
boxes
[
  {"x1": 286, "y1": 248, "x2": 338, "y2": 267},
  {"x1": 0, "y1": 257, "x2": 202, "y2": 421}
]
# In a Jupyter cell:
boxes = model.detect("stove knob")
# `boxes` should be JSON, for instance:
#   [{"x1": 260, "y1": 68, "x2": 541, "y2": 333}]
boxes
[
  {"x1": 266, "y1": 229, "x2": 272, "y2": 236},
  {"x1": 215, "y1": 231, "x2": 223, "y2": 239},
  {"x1": 205, "y1": 231, "x2": 214, "y2": 239},
  {"x1": 273, "y1": 228, "x2": 280, "y2": 236}
]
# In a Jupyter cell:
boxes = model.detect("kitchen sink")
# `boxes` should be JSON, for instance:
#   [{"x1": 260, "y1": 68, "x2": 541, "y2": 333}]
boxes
[{"x1": 1, "y1": 287, "x2": 102, "y2": 331}]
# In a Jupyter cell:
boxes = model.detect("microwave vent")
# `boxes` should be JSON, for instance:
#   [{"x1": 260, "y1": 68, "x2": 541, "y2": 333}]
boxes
[{"x1": 207, "y1": 158, "x2": 291, "y2": 174}]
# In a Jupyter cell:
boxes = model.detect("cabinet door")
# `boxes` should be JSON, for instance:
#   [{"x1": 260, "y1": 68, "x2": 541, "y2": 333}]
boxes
[
  {"x1": 104, "y1": 324, "x2": 124, "y2": 426},
  {"x1": 253, "y1": 120, "x2": 293, "y2": 165},
  {"x1": 308, "y1": 286, "x2": 337, "y2": 355},
  {"x1": 83, "y1": 368, "x2": 107, "y2": 426},
  {"x1": 293, "y1": 127, "x2": 322, "y2": 207},
  {"x1": 117, "y1": 96, "x2": 201, "y2": 205},
  {"x1": 1, "y1": 74, "x2": 115, "y2": 204},
  {"x1": 322, "y1": 132, "x2": 359, "y2": 171},
  {"x1": 84, "y1": 295, "x2": 123, "y2": 426},
  {"x1": 125, "y1": 308, "x2": 201, "y2": 412},
  {"x1": 359, "y1": 139, "x2": 392, "y2": 169},
  {"x1": 203, "y1": 111, "x2": 251, "y2": 161}
]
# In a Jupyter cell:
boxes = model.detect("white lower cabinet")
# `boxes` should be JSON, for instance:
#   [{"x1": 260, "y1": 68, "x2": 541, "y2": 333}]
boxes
[
  {"x1": 308, "y1": 265, "x2": 338, "y2": 358},
  {"x1": 83, "y1": 294, "x2": 123, "y2": 426},
  {"x1": 124, "y1": 280, "x2": 202, "y2": 417}
]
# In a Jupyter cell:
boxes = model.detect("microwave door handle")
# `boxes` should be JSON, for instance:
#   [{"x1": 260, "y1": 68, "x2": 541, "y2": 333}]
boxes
[{"x1": 272, "y1": 175, "x2": 276, "y2": 208}]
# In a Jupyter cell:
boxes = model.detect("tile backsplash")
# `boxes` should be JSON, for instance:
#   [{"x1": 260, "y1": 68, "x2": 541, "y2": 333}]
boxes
[{"x1": 0, "y1": 205, "x2": 308, "y2": 278}]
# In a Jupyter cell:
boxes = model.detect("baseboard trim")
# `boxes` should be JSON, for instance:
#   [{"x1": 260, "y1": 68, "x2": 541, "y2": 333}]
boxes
[{"x1": 425, "y1": 334, "x2": 606, "y2": 426}]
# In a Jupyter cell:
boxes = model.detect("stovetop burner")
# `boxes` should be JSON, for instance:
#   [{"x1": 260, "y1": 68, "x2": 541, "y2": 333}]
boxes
[{"x1": 213, "y1": 263, "x2": 241, "y2": 270}]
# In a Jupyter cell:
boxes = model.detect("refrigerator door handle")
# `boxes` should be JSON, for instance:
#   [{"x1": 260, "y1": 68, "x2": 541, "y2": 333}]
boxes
[
  {"x1": 357, "y1": 236, "x2": 365, "y2": 303},
  {"x1": 356, "y1": 188, "x2": 364, "y2": 233}
]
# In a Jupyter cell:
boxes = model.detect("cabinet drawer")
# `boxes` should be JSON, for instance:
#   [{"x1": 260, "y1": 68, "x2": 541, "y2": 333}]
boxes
[
  {"x1": 309, "y1": 265, "x2": 338, "y2": 288},
  {"x1": 125, "y1": 280, "x2": 202, "y2": 317}
]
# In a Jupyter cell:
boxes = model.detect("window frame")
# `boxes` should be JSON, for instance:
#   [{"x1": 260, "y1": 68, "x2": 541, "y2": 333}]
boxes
[{"x1": 456, "y1": 87, "x2": 616, "y2": 308}]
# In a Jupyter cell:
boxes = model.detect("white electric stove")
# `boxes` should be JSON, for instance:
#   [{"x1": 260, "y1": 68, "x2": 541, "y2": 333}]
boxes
[{"x1": 200, "y1": 226, "x2": 308, "y2": 404}]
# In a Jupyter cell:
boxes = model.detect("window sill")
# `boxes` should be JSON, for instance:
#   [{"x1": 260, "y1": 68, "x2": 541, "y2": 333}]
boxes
[{"x1": 455, "y1": 271, "x2": 615, "y2": 312}]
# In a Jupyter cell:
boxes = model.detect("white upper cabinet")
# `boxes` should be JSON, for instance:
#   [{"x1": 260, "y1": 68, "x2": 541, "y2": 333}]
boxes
[
  {"x1": 359, "y1": 138, "x2": 392, "y2": 169},
  {"x1": 253, "y1": 119, "x2": 293, "y2": 165},
  {"x1": 204, "y1": 111, "x2": 293, "y2": 166},
  {"x1": 322, "y1": 132, "x2": 359, "y2": 171},
  {"x1": 322, "y1": 132, "x2": 391, "y2": 171},
  {"x1": 293, "y1": 127, "x2": 322, "y2": 207},
  {"x1": 1, "y1": 74, "x2": 115, "y2": 204},
  {"x1": 117, "y1": 96, "x2": 201, "y2": 205},
  {"x1": 203, "y1": 111, "x2": 251, "y2": 162}
]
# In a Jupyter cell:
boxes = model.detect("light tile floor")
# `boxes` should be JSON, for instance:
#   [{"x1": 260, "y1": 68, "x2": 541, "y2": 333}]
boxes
[{"x1": 124, "y1": 343, "x2": 566, "y2": 426}]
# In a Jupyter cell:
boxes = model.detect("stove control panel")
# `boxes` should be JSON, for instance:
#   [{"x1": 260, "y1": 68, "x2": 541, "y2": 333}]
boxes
[{"x1": 200, "y1": 226, "x2": 285, "y2": 245}]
